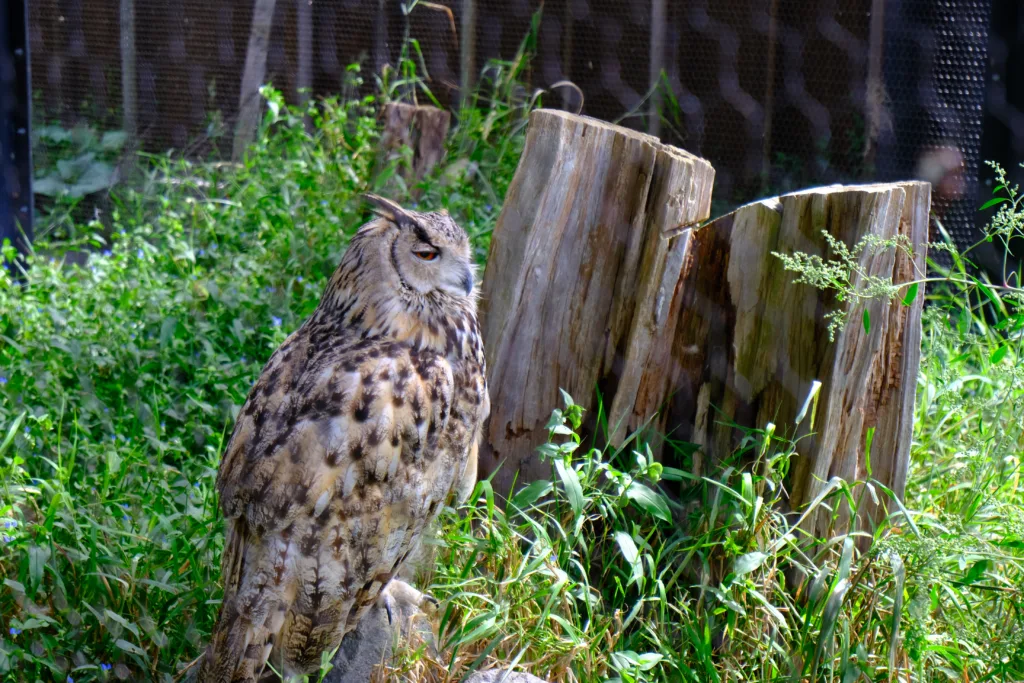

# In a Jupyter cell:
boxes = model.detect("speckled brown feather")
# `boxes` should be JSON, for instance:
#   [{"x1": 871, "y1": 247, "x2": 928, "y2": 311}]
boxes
[{"x1": 197, "y1": 200, "x2": 488, "y2": 683}]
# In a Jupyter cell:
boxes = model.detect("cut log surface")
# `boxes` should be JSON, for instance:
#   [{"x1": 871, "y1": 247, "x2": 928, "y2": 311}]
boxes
[
  {"x1": 653, "y1": 182, "x2": 929, "y2": 532},
  {"x1": 478, "y1": 109, "x2": 715, "y2": 497},
  {"x1": 377, "y1": 102, "x2": 452, "y2": 195}
]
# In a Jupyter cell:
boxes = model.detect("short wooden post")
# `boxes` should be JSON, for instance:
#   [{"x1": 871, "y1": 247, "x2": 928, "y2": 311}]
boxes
[
  {"x1": 376, "y1": 102, "x2": 452, "y2": 196},
  {"x1": 477, "y1": 109, "x2": 715, "y2": 498},
  {"x1": 643, "y1": 182, "x2": 929, "y2": 533}
]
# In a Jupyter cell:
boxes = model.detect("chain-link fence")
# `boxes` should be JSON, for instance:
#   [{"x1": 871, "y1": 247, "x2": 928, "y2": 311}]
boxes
[{"x1": 22, "y1": 0, "x2": 1024, "y2": 265}]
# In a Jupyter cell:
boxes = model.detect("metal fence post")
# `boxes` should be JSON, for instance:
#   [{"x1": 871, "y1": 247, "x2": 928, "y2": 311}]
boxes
[{"x1": 0, "y1": 0, "x2": 33, "y2": 262}]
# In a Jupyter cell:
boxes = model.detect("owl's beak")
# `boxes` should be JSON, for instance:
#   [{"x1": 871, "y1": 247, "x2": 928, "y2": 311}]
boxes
[{"x1": 461, "y1": 266, "x2": 474, "y2": 296}]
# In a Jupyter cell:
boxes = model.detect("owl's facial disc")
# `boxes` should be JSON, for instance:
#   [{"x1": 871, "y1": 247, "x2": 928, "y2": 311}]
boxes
[{"x1": 390, "y1": 211, "x2": 475, "y2": 299}]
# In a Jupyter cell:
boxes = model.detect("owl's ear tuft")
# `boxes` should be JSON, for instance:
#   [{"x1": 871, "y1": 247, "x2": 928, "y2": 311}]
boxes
[{"x1": 363, "y1": 194, "x2": 420, "y2": 229}]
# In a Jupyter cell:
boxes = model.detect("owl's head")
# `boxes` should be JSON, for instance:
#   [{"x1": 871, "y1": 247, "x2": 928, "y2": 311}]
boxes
[{"x1": 363, "y1": 194, "x2": 475, "y2": 300}]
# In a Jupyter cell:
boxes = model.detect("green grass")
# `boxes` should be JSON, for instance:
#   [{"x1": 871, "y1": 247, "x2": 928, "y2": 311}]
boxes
[{"x1": 2, "y1": 58, "x2": 1024, "y2": 683}]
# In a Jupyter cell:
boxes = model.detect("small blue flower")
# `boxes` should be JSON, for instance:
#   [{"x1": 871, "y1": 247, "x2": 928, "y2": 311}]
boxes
[
  {"x1": 4, "y1": 521, "x2": 16, "y2": 529},
  {"x1": 320, "y1": 200, "x2": 329, "y2": 207},
  {"x1": 197, "y1": 249, "x2": 205, "y2": 257},
  {"x1": 271, "y1": 316, "x2": 282, "y2": 327},
  {"x1": 137, "y1": 249, "x2": 144, "y2": 259},
  {"x1": 160, "y1": 422, "x2": 166, "y2": 429},
  {"x1": 194, "y1": 482, "x2": 201, "y2": 488},
  {"x1": 121, "y1": 503, "x2": 130, "y2": 509},
  {"x1": 122, "y1": 514, "x2": 130, "y2": 522},
  {"x1": 9, "y1": 627, "x2": 20, "y2": 635},
  {"x1": 104, "y1": 407, "x2": 110, "y2": 413},
  {"x1": 23, "y1": 427, "x2": 29, "y2": 434},
  {"x1": 102, "y1": 250, "x2": 112, "y2": 257},
  {"x1": 241, "y1": 357, "x2": 247, "y2": 364},
  {"x1": 2, "y1": 535, "x2": 11, "y2": 543},
  {"x1": 130, "y1": 333, "x2": 136, "y2": 340},
  {"x1": 485, "y1": 204, "x2": 493, "y2": 212},
  {"x1": 68, "y1": 676, "x2": 74, "y2": 683},
  {"x1": 119, "y1": 230, "x2": 126, "y2": 236},
  {"x1": 296, "y1": 276, "x2": 303, "y2": 283},
  {"x1": 266, "y1": 286, "x2": 276, "y2": 293},
  {"x1": 101, "y1": 663, "x2": 112, "y2": 671},
  {"x1": 0, "y1": 376, "x2": 7, "y2": 385},
  {"x1": 210, "y1": 243, "x2": 218, "y2": 251}
]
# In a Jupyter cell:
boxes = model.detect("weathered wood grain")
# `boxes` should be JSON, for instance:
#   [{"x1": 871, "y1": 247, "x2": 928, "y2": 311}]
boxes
[
  {"x1": 376, "y1": 102, "x2": 451, "y2": 198},
  {"x1": 648, "y1": 182, "x2": 929, "y2": 532},
  {"x1": 477, "y1": 108, "x2": 715, "y2": 498}
]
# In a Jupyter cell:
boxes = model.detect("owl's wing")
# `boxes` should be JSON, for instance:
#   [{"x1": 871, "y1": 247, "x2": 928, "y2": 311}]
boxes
[{"x1": 215, "y1": 334, "x2": 459, "y2": 537}]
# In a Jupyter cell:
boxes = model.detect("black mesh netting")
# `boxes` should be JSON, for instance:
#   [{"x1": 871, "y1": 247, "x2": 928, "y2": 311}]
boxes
[{"x1": 23, "y1": 0, "x2": 1024, "y2": 270}]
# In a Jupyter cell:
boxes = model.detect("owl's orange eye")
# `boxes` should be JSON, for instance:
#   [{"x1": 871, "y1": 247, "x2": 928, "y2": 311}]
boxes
[{"x1": 414, "y1": 250, "x2": 438, "y2": 261}]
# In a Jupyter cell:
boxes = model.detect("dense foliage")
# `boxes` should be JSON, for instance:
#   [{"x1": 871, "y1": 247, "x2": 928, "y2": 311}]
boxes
[{"x1": 1, "y1": 59, "x2": 1023, "y2": 682}]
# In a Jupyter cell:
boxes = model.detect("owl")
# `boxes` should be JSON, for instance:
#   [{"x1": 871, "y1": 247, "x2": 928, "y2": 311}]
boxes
[{"x1": 196, "y1": 195, "x2": 489, "y2": 682}]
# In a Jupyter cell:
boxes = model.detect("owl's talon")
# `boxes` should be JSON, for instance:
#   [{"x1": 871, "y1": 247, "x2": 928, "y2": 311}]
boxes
[{"x1": 381, "y1": 592, "x2": 397, "y2": 625}]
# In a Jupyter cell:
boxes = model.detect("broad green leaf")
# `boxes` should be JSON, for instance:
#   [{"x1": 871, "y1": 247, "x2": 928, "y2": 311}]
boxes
[
  {"x1": 0, "y1": 413, "x2": 26, "y2": 459},
  {"x1": 963, "y1": 559, "x2": 988, "y2": 585},
  {"x1": 625, "y1": 482, "x2": 671, "y2": 522},
  {"x1": 28, "y1": 545, "x2": 51, "y2": 588},
  {"x1": 733, "y1": 551, "x2": 768, "y2": 576},
  {"x1": 837, "y1": 536, "x2": 854, "y2": 582},
  {"x1": 57, "y1": 152, "x2": 96, "y2": 181},
  {"x1": 990, "y1": 345, "x2": 1008, "y2": 364},
  {"x1": 979, "y1": 197, "x2": 1009, "y2": 210},
  {"x1": 160, "y1": 317, "x2": 178, "y2": 347},
  {"x1": 553, "y1": 459, "x2": 584, "y2": 517},
  {"x1": 114, "y1": 638, "x2": 147, "y2": 658},
  {"x1": 32, "y1": 173, "x2": 68, "y2": 197},
  {"x1": 635, "y1": 653, "x2": 664, "y2": 671},
  {"x1": 901, "y1": 282, "x2": 919, "y2": 306},
  {"x1": 813, "y1": 578, "x2": 850, "y2": 672},
  {"x1": 105, "y1": 610, "x2": 141, "y2": 638},
  {"x1": 511, "y1": 479, "x2": 552, "y2": 509},
  {"x1": 68, "y1": 161, "x2": 116, "y2": 197},
  {"x1": 614, "y1": 531, "x2": 642, "y2": 584},
  {"x1": 544, "y1": 409, "x2": 564, "y2": 430},
  {"x1": 101, "y1": 130, "x2": 128, "y2": 151},
  {"x1": 864, "y1": 426, "x2": 875, "y2": 478}
]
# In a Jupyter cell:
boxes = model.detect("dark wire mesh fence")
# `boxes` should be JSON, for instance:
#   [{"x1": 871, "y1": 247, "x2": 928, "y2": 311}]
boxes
[{"x1": 25, "y1": 0, "x2": 1024, "y2": 267}]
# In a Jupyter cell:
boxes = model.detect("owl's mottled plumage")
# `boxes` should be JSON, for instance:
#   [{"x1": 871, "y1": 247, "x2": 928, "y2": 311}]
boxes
[{"x1": 197, "y1": 196, "x2": 489, "y2": 682}]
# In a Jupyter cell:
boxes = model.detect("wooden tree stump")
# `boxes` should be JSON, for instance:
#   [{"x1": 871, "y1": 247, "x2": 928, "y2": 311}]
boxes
[
  {"x1": 377, "y1": 102, "x2": 451, "y2": 197},
  {"x1": 636, "y1": 182, "x2": 930, "y2": 533},
  {"x1": 477, "y1": 109, "x2": 715, "y2": 498}
]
